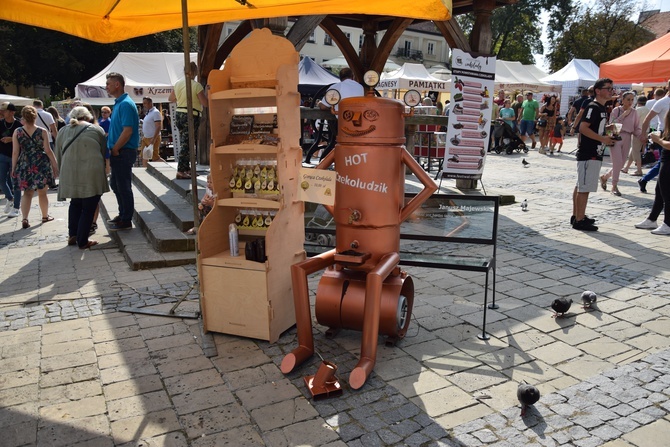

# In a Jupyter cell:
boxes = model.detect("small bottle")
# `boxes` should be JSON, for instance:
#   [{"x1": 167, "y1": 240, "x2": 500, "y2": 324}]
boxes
[{"x1": 229, "y1": 223, "x2": 239, "y2": 257}]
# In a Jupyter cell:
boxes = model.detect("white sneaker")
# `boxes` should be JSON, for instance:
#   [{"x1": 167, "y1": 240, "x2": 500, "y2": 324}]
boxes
[
  {"x1": 7, "y1": 208, "x2": 19, "y2": 218},
  {"x1": 3, "y1": 200, "x2": 12, "y2": 215},
  {"x1": 538, "y1": 147, "x2": 546, "y2": 155},
  {"x1": 635, "y1": 219, "x2": 657, "y2": 229},
  {"x1": 651, "y1": 222, "x2": 670, "y2": 235}
]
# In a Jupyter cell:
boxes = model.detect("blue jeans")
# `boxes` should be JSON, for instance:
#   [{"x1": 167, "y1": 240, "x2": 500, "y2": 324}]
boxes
[
  {"x1": 0, "y1": 153, "x2": 20, "y2": 208},
  {"x1": 642, "y1": 159, "x2": 660, "y2": 182},
  {"x1": 648, "y1": 156, "x2": 669, "y2": 226},
  {"x1": 69, "y1": 195, "x2": 101, "y2": 247},
  {"x1": 109, "y1": 148, "x2": 135, "y2": 222}
]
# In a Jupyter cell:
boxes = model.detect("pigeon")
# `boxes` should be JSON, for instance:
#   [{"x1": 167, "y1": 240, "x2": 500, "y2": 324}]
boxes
[
  {"x1": 517, "y1": 381, "x2": 540, "y2": 416},
  {"x1": 520, "y1": 199, "x2": 528, "y2": 212},
  {"x1": 581, "y1": 290, "x2": 597, "y2": 309},
  {"x1": 551, "y1": 297, "x2": 572, "y2": 318},
  {"x1": 522, "y1": 158, "x2": 530, "y2": 167}
]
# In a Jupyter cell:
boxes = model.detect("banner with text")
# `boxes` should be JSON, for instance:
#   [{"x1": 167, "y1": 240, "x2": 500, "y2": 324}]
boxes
[
  {"x1": 298, "y1": 168, "x2": 336, "y2": 206},
  {"x1": 442, "y1": 50, "x2": 496, "y2": 180}
]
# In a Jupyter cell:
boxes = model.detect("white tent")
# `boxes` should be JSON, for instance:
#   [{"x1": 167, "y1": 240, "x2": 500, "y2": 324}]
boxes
[
  {"x1": 76, "y1": 52, "x2": 198, "y2": 105},
  {"x1": 541, "y1": 59, "x2": 599, "y2": 115},
  {"x1": 378, "y1": 63, "x2": 450, "y2": 91},
  {"x1": 0, "y1": 93, "x2": 34, "y2": 106},
  {"x1": 321, "y1": 56, "x2": 401, "y2": 73},
  {"x1": 495, "y1": 60, "x2": 561, "y2": 95},
  {"x1": 524, "y1": 65, "x2": 549, "y2": 82}
]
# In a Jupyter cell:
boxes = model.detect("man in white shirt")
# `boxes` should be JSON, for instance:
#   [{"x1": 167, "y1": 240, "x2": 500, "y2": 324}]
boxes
[
  {"x1": 644, "y1": 88, "x2": 665, "y2": 131},
  {"x1": 640, "y1": 82, "x2": 670, "y2": 140},
  {"x1": 140, "y1": 97, "x2": 163, "y2": 167},
  {"x1": 32, "y1": 99, "x2": 58, "y2": 148}
]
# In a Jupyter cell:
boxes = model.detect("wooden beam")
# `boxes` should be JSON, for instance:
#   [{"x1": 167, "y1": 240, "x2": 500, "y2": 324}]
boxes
[
  {"x1": 199, "y1": 23, "x2": 223, "y2": 82},
  {"x1": 212, "y1": 20, "x2": 253, "y2": 71},
  {"x1": 286, "y1": 15, "x2": 327, "y2": 51},
  {"x1": 434, "y1": 18, "x2": 471, "y2": 51},
  {"x1": 371, "y1": 18, "x2": 413, "y2": 74},
  {"x1": 470, "y1": 0, "x2": 496, "y2": 53},
  {"x1": 320, "y1": 17, "x2": 363, "y2": 80}
]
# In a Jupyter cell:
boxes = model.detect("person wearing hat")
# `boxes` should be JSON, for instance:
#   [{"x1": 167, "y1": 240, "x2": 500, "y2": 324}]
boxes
[
  {"x1": 519, "y1": 92, "x2": 540, "y2": 150},
  {"x1": 0, "y1": 102, "x2": 22, "y2": 217}
]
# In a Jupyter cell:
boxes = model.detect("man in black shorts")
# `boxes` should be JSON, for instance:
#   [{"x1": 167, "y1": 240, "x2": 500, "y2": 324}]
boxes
[{"x1": 572, "y1": 78, "x2": 615, "y2": 231}]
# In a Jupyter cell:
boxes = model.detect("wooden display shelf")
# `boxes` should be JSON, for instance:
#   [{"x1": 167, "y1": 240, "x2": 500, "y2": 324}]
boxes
[
  {"x1": 209, "y1": 88, "x2": 277, "y2": 101},
  {"x1": 216, "y1": 197, "x2": 281, "y2": 209},
  {"x1": 201, "y1": 250, "x2": 267, "y2": 271},
  {"x1": 213, "y1": 144, "x2": 278, "y2": 155}
]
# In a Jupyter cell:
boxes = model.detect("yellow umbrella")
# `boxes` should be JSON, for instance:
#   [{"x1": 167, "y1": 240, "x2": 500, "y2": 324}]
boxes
[{"x1": 1, "y1": 0, "x2": 451, "y2": 43}]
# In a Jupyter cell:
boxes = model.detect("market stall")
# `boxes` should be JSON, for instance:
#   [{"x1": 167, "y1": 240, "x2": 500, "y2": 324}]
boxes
[
  {"x1": 599, "y1": 32, "x2": 670, "y2": 84},
  {"x1": 541, "y1": 59, "x2": 599, "y2": 115}
]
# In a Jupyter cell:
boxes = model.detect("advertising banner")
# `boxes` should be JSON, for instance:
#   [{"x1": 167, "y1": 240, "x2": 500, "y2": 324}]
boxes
[{"x1": 442, "y1": 50, "x2": 496, "y2": 180}]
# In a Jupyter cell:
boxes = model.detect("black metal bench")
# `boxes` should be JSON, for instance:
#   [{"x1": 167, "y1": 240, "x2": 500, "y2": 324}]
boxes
[{"x1": 304, "y1": 193, "x2": 500, "y2": 340}]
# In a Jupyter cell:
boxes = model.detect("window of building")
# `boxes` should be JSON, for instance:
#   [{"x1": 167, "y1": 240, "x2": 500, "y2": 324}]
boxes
[
  {"x1": 345, "y1": 32, "x2": 351, "y2": 42},
  {"x1": 359, "y1": 35, "x2": 364, "y2": 48},
  {"x1": 307, "y1": 32, "x2": 316, "y2": 43},
  {"x1": 324, "y1": 34, "x2": 333, "y2": 46},
  {"x1": 427, "y1": 42, "x2": 435, "y2": 56}
]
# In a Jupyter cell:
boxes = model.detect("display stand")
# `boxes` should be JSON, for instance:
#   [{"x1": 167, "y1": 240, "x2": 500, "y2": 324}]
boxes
[{"x1": 198, "y1": 29, "x2": 305, "y2": 342}]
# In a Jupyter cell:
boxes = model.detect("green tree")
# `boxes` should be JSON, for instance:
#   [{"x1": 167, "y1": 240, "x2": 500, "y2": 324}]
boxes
[
  {"x1": 456, "y1": 0, "x2": 549, "y2": 64},
  {"x1": 0, "y1": 21, "x2": 195, "y2": 98},
  {"x1": 546, "y1": 0, "x2": 655, "y2": 71}
]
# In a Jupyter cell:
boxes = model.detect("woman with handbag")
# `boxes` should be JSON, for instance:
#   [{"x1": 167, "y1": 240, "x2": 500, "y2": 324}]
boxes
[
  {"x1": 11, "y1": 106, "x2": 59, "y2": 229},
  {"x1": 622, "y1": 96, "x2": 650, "y2": 176},
  {"x1": 538, "y1": 95, "x2": 557, "y2": 154},
  {"x1": 55, "y1": 106, "x2": 109, "y2": 249},
  {"x1": 600, "y1": 92, "x2": 641, "y2": 196}
]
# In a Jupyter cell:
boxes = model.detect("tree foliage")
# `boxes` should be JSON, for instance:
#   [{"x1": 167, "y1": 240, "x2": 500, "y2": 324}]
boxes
[
  {"x1": 546, "y1": 0, "x2": 655, "y2": 71},
  {"x1": 456, "y1": 0, "x2": 548, "y2": 64},
  {"x1": 0, "y1": 21, "x2": 195, "y2": 98}
]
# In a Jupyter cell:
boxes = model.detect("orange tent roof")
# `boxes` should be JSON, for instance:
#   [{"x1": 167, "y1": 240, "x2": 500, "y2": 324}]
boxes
[
  {"x1": 0, "y1": 0, "x2": 451, "y2": 44},
  {"x1": 599, "y1": 32, "x2": 670, "y2": 84}
]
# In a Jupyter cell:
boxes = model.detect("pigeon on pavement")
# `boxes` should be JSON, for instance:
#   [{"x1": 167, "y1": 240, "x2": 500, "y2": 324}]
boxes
[
  {"x1": 551, "y1": 297, "x2": 572, "y2": 318},
  {"x1": 521, "y1": 199, "x2": 528, "y2": 211},
  {"x1": 581, "y1": 290, "x2": 597, "y2": 309},
  {"x1": 517, "y1": 381, "x2": 540, "y2": 416},
  {"x1": 522, "y1": 158, "x2": 530, "y2": 167}
]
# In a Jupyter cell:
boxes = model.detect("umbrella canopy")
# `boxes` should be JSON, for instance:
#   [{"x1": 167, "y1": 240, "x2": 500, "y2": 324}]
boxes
[
  {"x1": 0, "y1": 93, "x2": 34, "y2": 106},
  {"x1": 599, "y1": 32, "x2": 670, "y2": 83},
  {"x1": 322, "y1": 56, "x2": 401, "y2": 73},
  {"x1": 0, "y1": 0, "x2": 452, "y2": 44},
  {"x1": 299, "y1": 57, "x2": 339, "y2": 86}
]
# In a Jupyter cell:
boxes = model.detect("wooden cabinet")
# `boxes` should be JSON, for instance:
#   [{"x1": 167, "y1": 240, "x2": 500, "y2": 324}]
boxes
[{"x1": 198, "y1": 29, "x2": 305, "y2": 342}]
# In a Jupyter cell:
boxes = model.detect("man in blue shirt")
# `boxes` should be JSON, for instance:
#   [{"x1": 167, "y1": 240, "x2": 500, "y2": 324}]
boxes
[{"x1": 105, "y1": 72, "x2": 139, "y2": 231}]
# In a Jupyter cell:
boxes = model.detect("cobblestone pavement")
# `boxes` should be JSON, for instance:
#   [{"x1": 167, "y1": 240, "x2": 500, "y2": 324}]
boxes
[{"x1": 1, "y1": 136, "x2": 668, "y2": 446}]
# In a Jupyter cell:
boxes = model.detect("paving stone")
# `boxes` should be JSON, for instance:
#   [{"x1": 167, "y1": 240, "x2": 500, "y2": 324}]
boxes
[{"x1": 110, "y1": 409, "x2": 181, "y2": 444}]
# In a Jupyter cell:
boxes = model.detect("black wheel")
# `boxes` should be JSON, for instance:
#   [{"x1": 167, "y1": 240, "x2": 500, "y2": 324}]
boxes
[
  {"x1": 506, "y1": 146, "x2": 514, "y2": 155},
  {"x1": 494, "y1": 146, "x2": 503, "y2": 154},
  {"x1": 522, "y1": 144, "x2": 529, "y2": 153}
]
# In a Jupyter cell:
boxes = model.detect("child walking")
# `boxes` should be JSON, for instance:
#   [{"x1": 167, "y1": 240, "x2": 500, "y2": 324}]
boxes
[{"x1": 550, "y1": 116, "x2": 566, "y2": 155}]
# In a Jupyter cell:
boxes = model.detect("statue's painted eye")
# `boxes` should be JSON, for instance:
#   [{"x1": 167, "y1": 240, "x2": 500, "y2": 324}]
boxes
[
  {"x1": 363, "y1": 110, "x2": 379, "y2": 121},
  {"x1": 342, "y1": 110, "x2": 354, "y2": 121}
]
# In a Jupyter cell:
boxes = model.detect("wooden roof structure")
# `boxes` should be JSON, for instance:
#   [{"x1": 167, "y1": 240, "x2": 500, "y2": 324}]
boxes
[{"x1": 198, "y1": 0, "x2": 518, "y2": 82}]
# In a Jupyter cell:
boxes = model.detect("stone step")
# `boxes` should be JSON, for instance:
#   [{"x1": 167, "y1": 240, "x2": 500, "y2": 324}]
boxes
[
  {"x1": 146, "y1": 162, "x2": 206, "y2": 203},
  {"x1": 132, "y1": 167, "x2": 195, "y2": 232},
  {"x1": 99, "y1": 185, "x2": 196, "y2": 271}
]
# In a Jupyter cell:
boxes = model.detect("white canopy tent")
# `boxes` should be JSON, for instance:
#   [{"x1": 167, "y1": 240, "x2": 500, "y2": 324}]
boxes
[
  {"x1": 0, "y1": 93, "x2": 34, "y2": 106},
  {"x1": 495, "y1": 60, "x2": 561, "y2": 96},
  {"x1": 378, "y1": 63, "x2": 450, "y2": 91},
  {"x1": 321, "y1": 56, "x2": 401, "y2": 73},
  {"x1": 75, "y1": 52, "x2": 198, "y2": 105},
  {"x1": 524, "y1": 65, "x2": 549, "y2": 82},
  {"x1": 541, "y1": 59, "x2": 599, "y2": 115}
]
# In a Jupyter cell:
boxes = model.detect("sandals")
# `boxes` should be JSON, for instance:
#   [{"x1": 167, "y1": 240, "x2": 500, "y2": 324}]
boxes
[
  {"x1": 22, "y1": 219, "x2": 30, "y2": 229},
  {"x1": 79, "y1": 241, "x2": 98, "y2": 250},
  {"x1": 42, "y1": 215, "x2": 54, "y2": 223},
  {"x1": 600, "y1": 175, "x2": 608, "y2": 191},
  {"x1": 176, "y1": 172, "x2": 192, "y2": 180},
  {"x1": 68, "y1": 236, "x2": 77, "y2": 246}
]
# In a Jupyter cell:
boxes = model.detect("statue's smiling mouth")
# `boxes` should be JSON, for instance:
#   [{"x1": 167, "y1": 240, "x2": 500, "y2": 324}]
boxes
[{"x1": 341, "y1": 125, "x2": 376, "y2": 137}]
